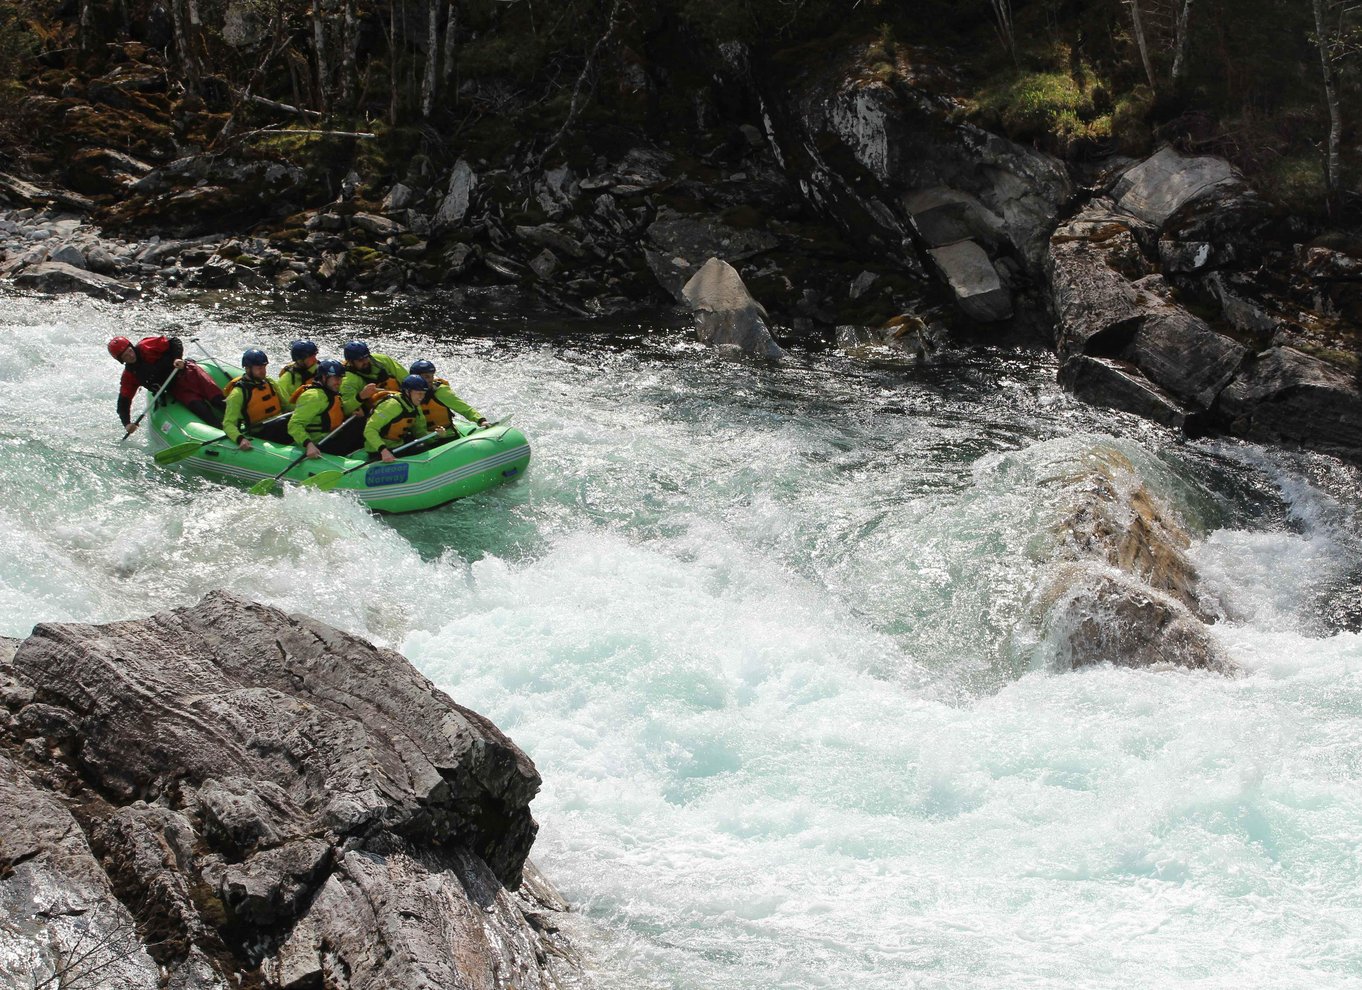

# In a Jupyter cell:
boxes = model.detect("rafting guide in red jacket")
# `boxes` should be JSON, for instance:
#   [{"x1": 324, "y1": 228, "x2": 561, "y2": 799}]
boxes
[{"x1": 109, "y1": 335, "x2": 227, "y2": 433}]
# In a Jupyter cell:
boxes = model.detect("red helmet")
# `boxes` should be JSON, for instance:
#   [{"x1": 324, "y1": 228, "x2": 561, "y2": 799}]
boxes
[{"x1": 107, "y1": 336, "x2": 133, "y2": 359}]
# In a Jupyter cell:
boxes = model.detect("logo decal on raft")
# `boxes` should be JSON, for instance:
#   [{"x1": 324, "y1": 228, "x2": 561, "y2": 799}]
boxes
[{"x1": 365, "y1": 463, "x2": 410, "y2": 486}]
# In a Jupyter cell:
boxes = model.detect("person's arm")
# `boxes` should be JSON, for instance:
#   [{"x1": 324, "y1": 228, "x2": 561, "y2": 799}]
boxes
[
  {"x1": 364, "y1": 400, "x2": 399, "y2": 454},
  {"x1": 288, "y1": 390, "x2": 322, "y2": 446},
  {"x1": 433, "y1": 382, "x2": 484, "y2": 424},
  {"x1": 273, "y1": 380, "x2": 295, "y2": 413},
  {"x1": 339, "y1": 372, "x2": 365, "y2": 414},
  {"x1": 116, "y1": 368, "x2": 138, "y2": 426},
  {"x1": 222, "y1": 388, "x2": 245, "y2": 443}
]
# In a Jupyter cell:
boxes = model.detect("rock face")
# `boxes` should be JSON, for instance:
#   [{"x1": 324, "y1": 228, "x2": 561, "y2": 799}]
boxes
[
  {"x1": 759, "y1": 57, "x2": 1071, "y2": 324},
  {"x1": 0, "y1": 592, "x2": 580, "y2": 989},
  {"x1": 682, "y1": 257, "x2": 785, "y2": 359},
  {"x1": 1045, "y1": 146, "x2": 1362, "y2": 460}
]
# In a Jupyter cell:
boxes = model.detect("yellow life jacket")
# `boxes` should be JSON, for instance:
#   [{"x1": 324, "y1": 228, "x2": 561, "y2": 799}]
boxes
[
  {"x1": 380, "y1": 395, "x2": 420, "y2": 444},
  {"x1": 347, "y1": 360, "x2": 400, "y2": 411},
  {"x1": 226, "y1": 375, "x2": 283, "y2": 427},
  {"x1": 418, "y1": 378, "x2": 453, "y2": 429},
  {"x1": 301, "y1": 381, "x2": 344, "y2": 436}
]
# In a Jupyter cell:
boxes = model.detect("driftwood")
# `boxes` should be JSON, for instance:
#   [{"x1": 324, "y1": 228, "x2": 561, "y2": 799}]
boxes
[
  {"x1": 235, "y1": 89, "x2": 323, "y2": 119},
  {"x1": 233, "y1": 128, "x2": 377, "y2": 141}
]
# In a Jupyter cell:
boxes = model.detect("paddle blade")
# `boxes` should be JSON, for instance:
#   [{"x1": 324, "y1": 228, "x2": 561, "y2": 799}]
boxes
[
  {"x1": 300, "y1": 470, "x2": 343, "y2": 492},
  {"x1": 248, "y1": 478, "x2": 277, "y2": 496},
  {"x1": 154, "y1": 441, "x2": 206, "y2": 465}
]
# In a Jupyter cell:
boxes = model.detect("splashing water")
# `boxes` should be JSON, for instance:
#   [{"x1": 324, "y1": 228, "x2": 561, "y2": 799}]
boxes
[{"x1": 2, "y1": 291, "x2": 1360, "y2": 989}]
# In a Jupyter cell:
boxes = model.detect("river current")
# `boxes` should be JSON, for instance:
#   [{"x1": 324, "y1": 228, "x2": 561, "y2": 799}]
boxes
[{"x1": 2, "y1": 290, "x2": 1360, "y2": 989}]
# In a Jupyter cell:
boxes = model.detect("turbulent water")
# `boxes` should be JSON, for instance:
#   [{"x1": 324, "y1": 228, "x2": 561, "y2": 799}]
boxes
[{"x1": 3, "y1": 290, "x2": 1361, "y2": 989}]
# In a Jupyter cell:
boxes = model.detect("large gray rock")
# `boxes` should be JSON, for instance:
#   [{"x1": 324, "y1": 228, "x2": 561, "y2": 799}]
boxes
[
  {"x1": 434, "y1": 159, "x2": 477, "y2": 231},
  {"x1": 1058, "y1": 355, "x2": 1191, "y2": 431},
  {"x1": 1026, "y1": 443, "x2": 1232, "y2": 671},
  {"x1": 0, "y1": 592, "x2": 579, "y2": 989},
  {"x1": 778, "y1": 72, "x2": 1071, "y2": 268},
  {"x1": 0, "y1": 761, "x2": 162, "y2": 989},
  {"x1": 904, "y1": 187, "x2": 1008, "y2": 250},
  {"x1": 8, "y1": 260, "x2": 139, "y2": 301},
  {"x1": 1047, "y1": 203, "x2": 1246, "y2": 414},
  {"x1": 1038, "y1": 566, "x2": 1234, "y2": 673},
  {"x1": 1218, "y1": 347, "x2": 1362, "y2": 457},
  {"x1": 1113, "y1": 147, "x2": 1241, "y2": 228},
  {"x1": 681, "y1": 257, "x2": 785, "y2": 359},
  {"x1": 927, "y1": 239, "x2": 1012, "y2": 322}
]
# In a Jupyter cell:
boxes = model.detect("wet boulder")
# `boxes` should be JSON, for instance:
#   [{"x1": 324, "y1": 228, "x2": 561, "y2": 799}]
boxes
[
  {"x1": 0, "y1": 591, "x2": 580, "y2": 989},
  {"x1": 1218, "y1": 347, "x2": 1362, "y2": 458},
  {"x1": 8, "y1": 260, "x2": 140, "y2": 301},
  {"x1": 682, "y1": 256, "x2": 785, "y2": 359},
  {"x1": 1038, "y1": 567, "x2": 1235, "y2": 673},
  {"x1": 926, "y1": 239, "x2": 1012, "y2": 322},
  {"x1": 1030, "y1": 443, "x2": 1233, "y2": 672}
]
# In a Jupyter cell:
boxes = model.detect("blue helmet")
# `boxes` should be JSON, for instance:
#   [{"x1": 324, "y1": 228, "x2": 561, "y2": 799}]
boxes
[
  {"x1": 409, "y1": 359, "x2": 436, "y2": 375},
  {"x1": 290, "y1": 339, "x2": 318, "y2": 361},
  {"x1": 400, "y1": 374, "x2": 429, "y2": 393},
  {"x1": 317, "y1": 359, "x2": 344, "y2": 378},
  {"x1": 343, "y1": 340, "x2": 370, "y2": 361},
  {"x1": 241, "y1": 348, "x2": 268, "y2": 367}
]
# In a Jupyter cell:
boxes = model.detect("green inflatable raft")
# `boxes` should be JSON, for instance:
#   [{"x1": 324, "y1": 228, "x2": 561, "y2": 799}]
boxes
[{"x1": 145, "y1": 361, "x2": 531, "y2": 513}]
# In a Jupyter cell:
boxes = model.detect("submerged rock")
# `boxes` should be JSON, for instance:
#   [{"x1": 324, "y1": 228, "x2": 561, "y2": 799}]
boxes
[
  {"x1": 1030, "y1": 443, "x2": 1233, "y2": 673},
  {"x1": 681, "y1": 257, "x2": 785, "y2": 359},
  {"x1": 0, "y1": 591, "x2": 580, "y2": 989}
]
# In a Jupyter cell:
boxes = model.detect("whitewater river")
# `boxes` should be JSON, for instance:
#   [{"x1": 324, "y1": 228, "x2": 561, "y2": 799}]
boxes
[{"x1": 2, "y1": 290, "x2": 1361, "y2": 989}]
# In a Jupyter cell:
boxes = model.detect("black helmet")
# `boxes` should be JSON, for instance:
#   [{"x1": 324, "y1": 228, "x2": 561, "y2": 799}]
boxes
[
  {"x1": 290, "y1": 340, "x2": 318, "y2": 361},
  {"x1": 241, "y1": 348, "x2": 268, "y2": 367},
  {"x1": 343, "y1": 340, "x2": 370, "y2": 361}
]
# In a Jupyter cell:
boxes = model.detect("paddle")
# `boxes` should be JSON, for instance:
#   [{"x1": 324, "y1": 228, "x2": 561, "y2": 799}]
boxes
[
  {"x1": 155, "y1": 435, "x2": 225, "y2": 465},
  {"x1": 192, "y1": 339, "x2": 226, "y2": 368},
  {"x1": 120, "y1": 365, "x2": 180, "y2": 443},
  {"x1": 249, "y1": 414, "x2": 360, "y2": 496}
]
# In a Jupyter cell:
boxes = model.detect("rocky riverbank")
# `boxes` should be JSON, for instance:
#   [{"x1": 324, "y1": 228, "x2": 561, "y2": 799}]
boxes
[
  {"x1": 4, "y1": 36, "x2": 1362, "y2": 460},
  {"x1": 0, "y1": 592, "x2": 583, "y2": 990}
]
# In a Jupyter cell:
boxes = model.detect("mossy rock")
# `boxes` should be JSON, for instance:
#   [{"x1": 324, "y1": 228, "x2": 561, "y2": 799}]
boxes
[
  {"x1": 347, "y1": 246, "x2": 382, "y2": 270},
  {"x1": 60, "y1": 103, "x2": 176, "y2": 161}
]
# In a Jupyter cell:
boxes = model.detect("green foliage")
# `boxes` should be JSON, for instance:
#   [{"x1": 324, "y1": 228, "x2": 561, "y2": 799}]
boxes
[
  {"x1": 1110, "y1": 85, "x2": 1154, "y2": 155},
  {"x1": 1258, "y1": 153, "x2": 1329, "y2": 217},
  {"x1": 972, "y1": 69, "x2": 1114, "y2": 154}
]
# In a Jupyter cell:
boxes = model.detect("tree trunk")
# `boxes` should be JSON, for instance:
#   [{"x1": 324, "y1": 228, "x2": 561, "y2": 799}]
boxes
[
  {"x1": 1313, "y1": 0, "x2": 1343, "y2": 215},
  {"x1": 388, "y1": 0, "x2": 399, "y2": 125},
  {"x1": 421, "y1": 0, "x2": 444, "y2": 118},
  {"x1": 168, "y1": 0, "x2": 199, "y2": 91},
  {"x1": 1171, "y1": 0, "x2": 1194, "y2": 84},
  {"x1": 442, "y1": 0, "x2": 459, "y2": 102},
  {"x1": 1129, "y1": 0, "x2": 1156, "y2": 88},
  {"x1": 312, "y1": 0, "x2": 330, "y2": 115},
  {"x1": 340, "y1": 0, "x2": 358, "y2": 111},
  {"x1": 988, "y1": 0, "x2": 1016, "y2": 65},
  {"x1": 78, "y1": 0, "x2": 93, "y2": 50}
]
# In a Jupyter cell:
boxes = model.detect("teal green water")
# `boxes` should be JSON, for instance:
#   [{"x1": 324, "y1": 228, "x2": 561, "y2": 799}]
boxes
[{"x1": 2, "y1": 291, "x2": 1361, "y2": 989}]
